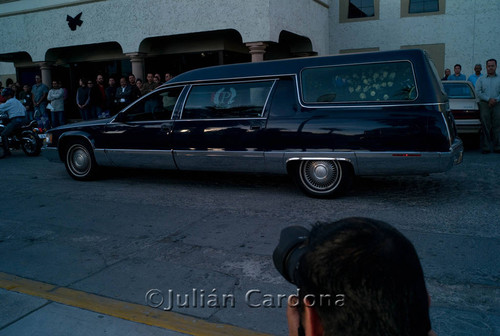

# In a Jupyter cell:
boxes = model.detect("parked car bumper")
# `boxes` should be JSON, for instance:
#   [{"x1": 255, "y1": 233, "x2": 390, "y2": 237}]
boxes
[
  {"x1": 42, "y1": 146, "x2": 61, "y2": 162},
  {"x1": 455, "y1": 119, "x2": 481, "y2": 134}
]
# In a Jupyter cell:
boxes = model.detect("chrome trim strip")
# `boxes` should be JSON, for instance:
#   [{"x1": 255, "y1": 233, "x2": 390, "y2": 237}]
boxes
[
  {"x1": 298, "y1": 101, "x2": 446, "y2": 110},
  {"x1": 174, "y1": 117, "x2": 267, "y2": 122},
  {"x1": 189, "y1": 78, "x2": 278, "y2": 87},
  {"x1": 104, "y1": 148, "x2": 175, "y2": 169},
  {"x1": 287, "y1": 157, "x2": 353, "y2": 163},
  {"x1": 174, "y1": 150, "x2": 265, "y2": 172},
  {"x1": 159, "y1": 73, "x2": 298, "y2": 87}
]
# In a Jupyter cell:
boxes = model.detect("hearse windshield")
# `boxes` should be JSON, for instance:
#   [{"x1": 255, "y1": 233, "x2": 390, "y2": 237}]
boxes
[{"x1": 301, "y1": 61, "x2": 417, "y2": 103}]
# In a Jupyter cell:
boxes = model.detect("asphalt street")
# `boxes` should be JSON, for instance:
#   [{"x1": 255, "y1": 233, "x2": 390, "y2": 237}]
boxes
[{"x1": 0, "y1": 139, "x2": 499, "y2": 335}]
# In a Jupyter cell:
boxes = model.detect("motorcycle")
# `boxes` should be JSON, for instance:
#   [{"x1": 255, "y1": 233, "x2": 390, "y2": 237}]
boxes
[{"x1": 0, "y1": 116, "x2": 43, "y2": 158}]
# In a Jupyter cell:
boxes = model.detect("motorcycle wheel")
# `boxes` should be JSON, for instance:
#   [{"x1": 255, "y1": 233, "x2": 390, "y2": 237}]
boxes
[{"x1": 22, "y1": 132, "x2": 42, "y2": 156}]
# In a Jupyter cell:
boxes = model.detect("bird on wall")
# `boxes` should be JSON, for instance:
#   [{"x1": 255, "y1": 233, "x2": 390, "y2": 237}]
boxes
[{"x1": 66, "y1": 12, "x2": 83, "y2": 31}]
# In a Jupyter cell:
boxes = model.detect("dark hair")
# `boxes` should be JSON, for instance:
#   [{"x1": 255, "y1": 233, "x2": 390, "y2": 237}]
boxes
[
  {"x1": 298, "y1": 217, "x2": 431, "y2": 336},
  {"x1": 486, "y1": 58, "x2": 497, "y2": 66},
  {"x1": 454, "y1": 64, "x2": 461, "y2": 69},
  {"x1": 1, "y1": 87, "x2": 14, "y2": 97}
]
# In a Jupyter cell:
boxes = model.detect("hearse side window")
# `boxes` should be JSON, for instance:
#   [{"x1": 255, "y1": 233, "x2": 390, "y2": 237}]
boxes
[
  {"x1": 125, "y1": 87, "x2": 183, "y2": 122},
  {"x1": 182, "y1": 81, "x2": 274, "y2": 119},
  {"x1": 301, "y1": 61, "x2": 417, "y2": 103}
]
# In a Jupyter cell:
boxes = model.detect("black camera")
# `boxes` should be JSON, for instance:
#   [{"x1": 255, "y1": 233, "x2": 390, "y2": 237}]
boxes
[{"x1": 273, "y1": 226, "x2": 311, "y2": 285}]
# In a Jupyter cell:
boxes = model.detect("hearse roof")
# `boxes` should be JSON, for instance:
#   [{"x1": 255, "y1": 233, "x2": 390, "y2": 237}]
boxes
[{"x1": 166, "y1": 49, "x2": 427, "y2": 84}]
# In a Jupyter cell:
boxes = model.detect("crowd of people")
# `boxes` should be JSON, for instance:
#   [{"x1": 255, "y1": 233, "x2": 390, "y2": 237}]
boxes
[
  {"x1": 442, "y1": 59, "x2": 500, "y2": 154},
  {"x1": 0, "y1": 72, "x2": 174, "y2": 131},
  {"x1": 441, "y1": 63, "x2": 484, "y2": 86}
]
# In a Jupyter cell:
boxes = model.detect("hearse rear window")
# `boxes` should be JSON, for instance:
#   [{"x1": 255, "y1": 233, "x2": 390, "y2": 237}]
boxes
[
  {"x1": 442, "y1": 82, "x2": 475, "y2": 99},
  {"x1": 182, "y1": 81, "x2": 274, "y2": 119},
  {"x1": 301, "y1": 61, "x2": 417, "y2": 103}
]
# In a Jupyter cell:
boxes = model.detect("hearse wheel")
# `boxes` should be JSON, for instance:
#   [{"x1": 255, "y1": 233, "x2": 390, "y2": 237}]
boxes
[
  {"x1": 293, "y1": 160, "x2": 352, "y2": 198},
  {"x1": 64, "y1": 139, "x2": 98, "y2": 180}
]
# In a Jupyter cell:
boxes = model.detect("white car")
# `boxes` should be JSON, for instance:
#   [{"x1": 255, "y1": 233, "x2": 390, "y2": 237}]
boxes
[{"x1": 442, "y1": 80, "x2": 480, "y2": 134}]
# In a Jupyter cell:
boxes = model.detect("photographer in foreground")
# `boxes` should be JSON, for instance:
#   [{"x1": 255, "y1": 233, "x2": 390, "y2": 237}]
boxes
[{"x1": 274, "y1": 217, "x2": 437, "y2": 336}]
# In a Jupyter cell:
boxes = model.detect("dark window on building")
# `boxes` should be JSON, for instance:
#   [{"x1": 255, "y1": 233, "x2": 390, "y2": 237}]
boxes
[
  {"x1": 348, "y1": 0, "x2": 375, "y2": 18},
  {"x1": 409, "y1": 0, "x2": 439, "y2": 13}
]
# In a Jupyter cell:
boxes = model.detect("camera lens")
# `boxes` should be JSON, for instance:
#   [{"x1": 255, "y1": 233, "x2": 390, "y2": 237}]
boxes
[{"x1": 273, "y1": 226, "x2": 310, "y2": 284}]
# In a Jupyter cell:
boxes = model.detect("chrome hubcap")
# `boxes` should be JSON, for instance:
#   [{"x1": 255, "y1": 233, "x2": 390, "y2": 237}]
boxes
[
  {"x1": 69, "y1": 146, "x2": 90, "y2": 176},
  {"x1": 300, "y1": 160, "x2": 342, "y2": 192}
]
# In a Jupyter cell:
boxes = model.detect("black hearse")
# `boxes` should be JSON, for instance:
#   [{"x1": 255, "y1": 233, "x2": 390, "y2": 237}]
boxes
[{"x1": 44, "y1": 49, "x2": 463, "y2": 197}]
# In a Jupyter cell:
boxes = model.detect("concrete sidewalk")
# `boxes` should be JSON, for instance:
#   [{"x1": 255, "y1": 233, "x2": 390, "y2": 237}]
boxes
[{"x1": 0, "y1": 272, "x2": 270, "y2": 336}]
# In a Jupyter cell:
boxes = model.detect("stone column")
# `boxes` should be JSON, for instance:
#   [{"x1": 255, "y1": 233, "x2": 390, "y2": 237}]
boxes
[
  {"x1": 39, "y1": 62, "x2": 52, "y2": 87},
  {"x1": 246, "y1": 42, "x2": 268, "y2": 62},
  {"x1": 126, "y1": 52, "x2": 146, "y2": 81}
]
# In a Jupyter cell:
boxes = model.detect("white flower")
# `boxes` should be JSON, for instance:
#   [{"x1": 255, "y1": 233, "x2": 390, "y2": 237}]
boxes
[
  {"x1": 370, "y1": 91, "x2": 376, "y2": 97},
  {"x1": 383, "y1": 94, "x2": 389, "y2": 100},
  {"x1": 348, "y1": 87, "x2": 354, "y2": 93},
  {"x1": 388, "y1": 81, "x2": 394, "y2": 87},
  {"x1": 360, "y1": 93, "x2": 367, "y2": 99}
]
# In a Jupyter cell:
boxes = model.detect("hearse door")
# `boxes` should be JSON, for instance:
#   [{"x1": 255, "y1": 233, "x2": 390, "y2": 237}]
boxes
[
  {"x1": 171, "y1": 80, "x2": 275, "y2": 172},
  {"x1": 103, "y1": 86, "x2": 184, "y2": 169}
]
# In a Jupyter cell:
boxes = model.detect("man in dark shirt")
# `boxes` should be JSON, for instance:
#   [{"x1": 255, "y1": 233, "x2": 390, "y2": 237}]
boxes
[
  {"x1": 116, "y1": 77, "x2": 133, "y2": 110},
  {"x1": 128, "y1": 74, "x2": 141, "y2": 102},
  {"x1": 105, "y1": 77, "x2": 118, "y2": 115}
]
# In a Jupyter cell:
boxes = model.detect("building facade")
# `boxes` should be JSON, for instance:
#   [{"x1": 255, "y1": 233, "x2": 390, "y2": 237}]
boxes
[
  {"x1": 0, "y1": 0, "x2": 328, "y2": 84},
  {"x1": 331, "y1": 0, "x2": 500, "y2": 80},
  {"x1": 0, "y1": 0, "x2": 498, "y2": 109}
]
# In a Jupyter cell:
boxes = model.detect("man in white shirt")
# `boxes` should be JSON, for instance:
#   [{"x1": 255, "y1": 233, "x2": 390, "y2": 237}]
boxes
[
  {"x1": 47, "y1": 80, "x2": 66, "y2": 128},
  {"x1": 0, "y1": 87, "x2": 26, "y2": 156},
  {"x1": 476, "y1": 59, "x2": 500, "y2": 153}
]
